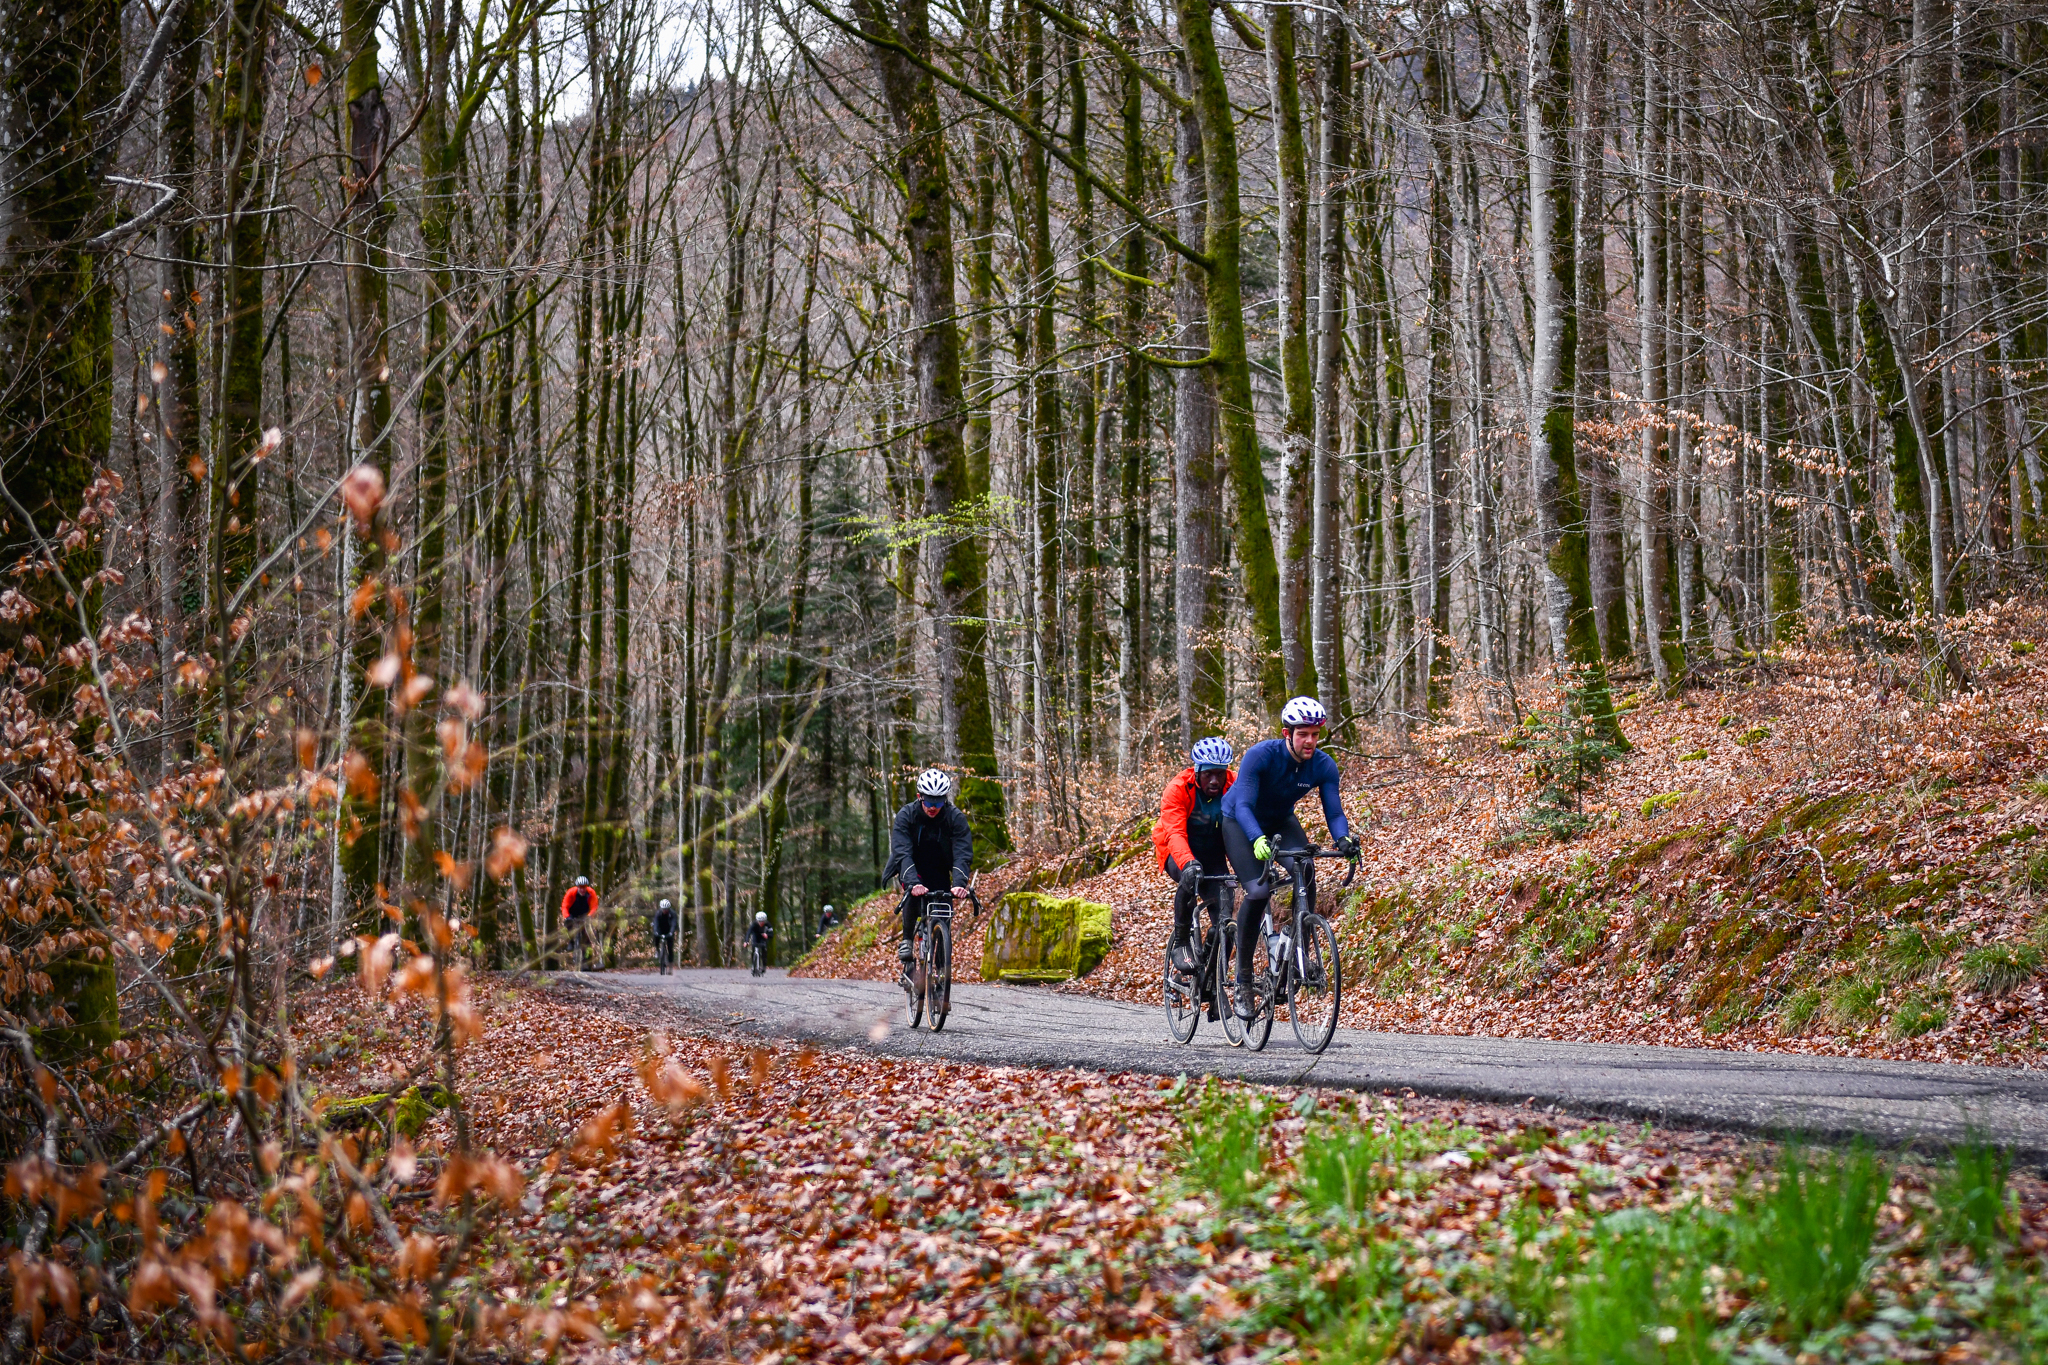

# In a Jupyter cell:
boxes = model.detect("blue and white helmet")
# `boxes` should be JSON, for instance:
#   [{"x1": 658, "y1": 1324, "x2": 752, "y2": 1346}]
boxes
[
  {"x1": 1190, "y1": 736, "x2": 1234, "y2": 770},
  {"x1": 916, "y1": 768, "x2": 952, "y2": 800},
  {"x1": 1280, "y1": 696, "x2": 1328, "y2": 728}
]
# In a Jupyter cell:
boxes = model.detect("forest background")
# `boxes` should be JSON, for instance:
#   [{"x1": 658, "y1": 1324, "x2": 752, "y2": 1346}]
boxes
[
  {"x1": 5, "y1": 0, "x2": 2048, "y2": 1353},
  {"x1": 6, "y1": 0, "x2": 2045, "y2": 972}
]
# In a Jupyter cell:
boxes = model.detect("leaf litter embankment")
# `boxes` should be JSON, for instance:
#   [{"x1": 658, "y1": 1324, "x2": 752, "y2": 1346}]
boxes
[
  {"x1": 304, "y1": 975, "x2": 2048, "y2": 1363},
  {"x1": 1005, "y1": 615, "x2": 2048, "y2": 1067}
]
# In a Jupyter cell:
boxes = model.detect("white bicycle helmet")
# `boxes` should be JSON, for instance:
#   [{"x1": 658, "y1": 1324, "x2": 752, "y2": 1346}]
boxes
[
  {"x1": 915, "y1": 768, "x2": 952, "y2": 800},
  {"x1": 575, "y1": 875, "x2": 590, "y2": 887},
  {"x1": 755, "y1": 911, "x2": 768, "y2": 925},
  {"x1": 658, "y1": 898, "x2": 672, "y2": 911},
  {"x1": 1190, "y1": 736, "x2": 1234, "y2": 769},
  {"x1": 1280, "y1": 696, "x2": 1328, "y2": 728}
]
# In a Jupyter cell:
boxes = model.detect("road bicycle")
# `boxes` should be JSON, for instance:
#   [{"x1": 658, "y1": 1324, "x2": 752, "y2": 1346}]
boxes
[
  {"x1": 906, "y1": 887, "x2": 981, "y2": 1032},
  {"x1": 1234, "y1": 847, "x2": 1354, "y2": 1054},
  {"x1": 655, "y1": 932, "x2": 676, "y2": 976},
  {"x1": 1163, "y1": 872, "x2": 1243, "y2": 1046}
]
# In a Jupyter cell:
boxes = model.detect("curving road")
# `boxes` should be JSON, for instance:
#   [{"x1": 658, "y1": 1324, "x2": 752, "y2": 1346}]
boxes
[{"x1": 564, "y1": 969, "x2": 2048, "y2": 1166}]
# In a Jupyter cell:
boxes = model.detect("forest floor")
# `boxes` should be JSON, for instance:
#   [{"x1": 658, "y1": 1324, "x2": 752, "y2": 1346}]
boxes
[
  {"x1": 799, "y1": 605, "x2": 2048, "y2": 1069},
  {"x1": 303, "y1": 975, "x2": 2048, "y2": 1362}
]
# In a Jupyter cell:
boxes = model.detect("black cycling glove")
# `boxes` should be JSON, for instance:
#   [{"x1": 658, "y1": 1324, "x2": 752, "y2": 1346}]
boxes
[
  {"x1": 1334, "y1": 834, "x2": 1361, "y2": 859},
  {"x1": 1177, "y1": 860, "x2": 1202, "y2": 893}
]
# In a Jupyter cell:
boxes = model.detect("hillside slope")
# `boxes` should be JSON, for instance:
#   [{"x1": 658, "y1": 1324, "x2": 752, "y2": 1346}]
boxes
[{"x1": 812, "y1": 607, "x2": 2048, "y2": 1068}]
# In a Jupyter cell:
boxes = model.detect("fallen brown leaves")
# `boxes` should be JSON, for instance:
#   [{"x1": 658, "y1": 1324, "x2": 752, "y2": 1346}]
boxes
[{"x1": 283, "y1": 975, "x2": 2048, "y2": 1364}]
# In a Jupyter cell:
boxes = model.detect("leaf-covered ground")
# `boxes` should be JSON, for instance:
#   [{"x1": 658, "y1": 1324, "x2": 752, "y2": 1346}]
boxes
[
  {"x1": 296, "y1": 975, "x2": 2048, "y2": 1363},
  {"x1": 806, "y1": 620, "x2": 2048, "y2": 1068}
]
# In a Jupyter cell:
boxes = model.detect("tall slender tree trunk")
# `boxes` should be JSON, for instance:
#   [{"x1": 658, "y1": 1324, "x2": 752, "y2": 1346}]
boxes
[
  {"x1": 855, "y1": 0, "x2": 1010, "y2": 850},
  {"x1": 1172, "y1": 54, "x2": 1220, "y2": 746},
  {"x1": 1527, "y1": 0, "x2": 1618, "y2": 733},
  {"x1": 1269, "y1": 1, "x2": 1314, "y2": 693},
  {"x1": 1309, "y1": 12, "x2": 1347, "y2": 706},
  {"x1": 1175, "y1": 0, "x2": 1288, "y2": 713}
]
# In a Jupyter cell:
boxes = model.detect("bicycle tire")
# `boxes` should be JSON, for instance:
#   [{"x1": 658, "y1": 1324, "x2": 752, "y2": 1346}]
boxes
[
  {"x1": 1244, "y1": 924, "x2": 1276, "y2": 1052},
  {"x1": 928, "y1": 923, "x2": 952, "y2": 1031},
  {"x1": 906, "y1": 928, "x2": 927, "y2": 1029},
  {"x1": 751, "y1": 945, "x2": 765, "y2": 977},
  {"x1": 1163, "y1": 938, "x2": 1199, "y2": 1043},
  {"x1": 1217, "y1": 921, "x2": 1246, "y2": 1048},
  {"x1": 1291, "y1": 912, "x2": 1341, "y2": 1053}
]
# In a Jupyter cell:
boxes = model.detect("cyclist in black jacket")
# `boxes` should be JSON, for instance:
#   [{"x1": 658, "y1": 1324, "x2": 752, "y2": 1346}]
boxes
[
  {"x1": 884, "y1": 769, "x2": 973, "y2": 980},
  {"x1": 746, "y1": 910, "x2": 772, "y2": 970}
]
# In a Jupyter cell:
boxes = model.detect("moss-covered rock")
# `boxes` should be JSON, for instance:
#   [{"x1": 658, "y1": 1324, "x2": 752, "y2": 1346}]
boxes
[
  {"x1": 980, "y1": 893, "x2": 1113, "y2": 982},
  {"x1": 320, "y1": 1083, "x2": 454, "y2": 1139}
]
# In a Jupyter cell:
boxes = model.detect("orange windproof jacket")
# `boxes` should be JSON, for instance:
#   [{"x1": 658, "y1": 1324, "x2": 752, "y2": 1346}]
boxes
[
  {"x1": 560, "y1": 886, "x2": 598, "y2": 919},
  {"x1": 1151, "y1": 766, "x2": 1236, "y2": 872}
]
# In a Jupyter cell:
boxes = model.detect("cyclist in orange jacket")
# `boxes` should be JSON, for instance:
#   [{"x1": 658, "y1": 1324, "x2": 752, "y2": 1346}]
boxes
[
  {"x1": 1151, "y1": 737, "x2": 1236, "y2": 974},
  {"x1": 560, "y1": 876, "x2": 598, "y2": 970}
]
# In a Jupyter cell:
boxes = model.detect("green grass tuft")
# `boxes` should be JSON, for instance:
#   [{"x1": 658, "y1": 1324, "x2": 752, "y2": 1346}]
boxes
[
  {"x1": 2024, "y1": 847, "x2": 2048, "y2": 892},
  {"x1": 1826, "y1": 976, "x2": 1882, "y2": 1029},
  {"x1": 1547, "y1": 1208, "x2": 1728, "y2": 1365},
  {"x1": 1933, "y1": 1140, "x2": 2014, "y2": 1261},
  {"x1": 1880, "y1": 926, "x2": 1948, "y2": 981},
  {"x1": 1961, "y1": 941, "x2": 2043, "y2": 996},
  {"x1": 1780, "y1": 987, "x2": 1823, "y2": 1035},
  {"x1": 1178, "y1": 1084, "x2": 1269, "y2": 1207},
  {"x1": 1732, "y1": 1144, "x2": 1887, "y2": 1341},
  {"x1": 1888, "y1": 987, "x2": 1950, "y2": 1038}
]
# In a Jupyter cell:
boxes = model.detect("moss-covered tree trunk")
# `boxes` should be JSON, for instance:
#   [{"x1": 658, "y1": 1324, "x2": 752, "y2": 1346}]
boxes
[
  {"x1": 1268, "y1": 1, "x2": 1314, "y2": 695},
  {"x1": 0, "y1": 0, "x2": 119, "y2": 663},
  {"x1": 1527, "y1": 0, "x2": 1619, "y2": 739},
  {"x1": 1174, "y1": 0, "x2": 1287, "y2": 714},
  {"x1": 855, "y1": 0, "x2": 1010, "y2": 852}
]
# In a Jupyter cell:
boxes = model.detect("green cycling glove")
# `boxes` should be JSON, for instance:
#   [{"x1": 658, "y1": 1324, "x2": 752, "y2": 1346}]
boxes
[{"x1": 1252, "y1": 835, "x2": 1273, "y2": 862}]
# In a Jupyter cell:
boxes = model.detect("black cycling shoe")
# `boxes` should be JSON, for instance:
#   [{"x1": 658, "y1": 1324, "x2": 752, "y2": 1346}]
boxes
[
  {"x1": 1169, "y1": 932, "x2": 1197, "y2": 975},
  {"x1": 1234, "y1": 982, "x2": 1256, "y2": 1021}
]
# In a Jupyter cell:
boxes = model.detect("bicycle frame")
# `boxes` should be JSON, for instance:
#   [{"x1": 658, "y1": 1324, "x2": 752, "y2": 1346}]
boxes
[{"x1": 1258, "y1": 849, "x2": 1356, "y2": 994}]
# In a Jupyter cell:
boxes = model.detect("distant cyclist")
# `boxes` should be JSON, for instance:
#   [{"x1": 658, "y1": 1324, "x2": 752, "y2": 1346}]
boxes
[
  {"x1": 747, "y1": 910, "x2": 772, "y2": 974},
  {"x1": 1221, "y1": 698, "x2": 1360, "y2": 1019},
  {"x1": 560, "y1": 876, "x2": 598, "y2": 971},
  {"x1": 818, "y1": 903, "x2": 838, "y2": 932},
  {"x1": 652, "y1": 897, "x2": 677, "y2": 973},
  {"x1": 1152, "y1": 736, "x2": 1236, "y2": 973},
  {"x1": 884, "y1": 769, "x2": 972, "y2": 983}
]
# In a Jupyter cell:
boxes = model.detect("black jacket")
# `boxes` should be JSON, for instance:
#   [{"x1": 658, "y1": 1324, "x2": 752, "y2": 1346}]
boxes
[
  {"x1": 652, "y1": 907, "x2": 676, "y2": 936},
  {"x1": 884, "y1": 799, "x2": 973, "y2": 889}
]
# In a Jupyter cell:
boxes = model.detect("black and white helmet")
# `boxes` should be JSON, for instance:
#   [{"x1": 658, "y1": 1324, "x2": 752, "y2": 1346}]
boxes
[
  {"x1": 575, "y1": 875, "x2": 591, "y2": 888},
  {"x1": 658, "y1": 898, "x2": 672, "y2": 911},
  {"x1": 755, "y1": 911, "x2": 768, "y2": 925},
  {"x1": 1280, "y1": 696, "x2": 1328, "y2": 729},
  {"x1": 915, "y1": 768, "x2": 952, "y2": 800}
]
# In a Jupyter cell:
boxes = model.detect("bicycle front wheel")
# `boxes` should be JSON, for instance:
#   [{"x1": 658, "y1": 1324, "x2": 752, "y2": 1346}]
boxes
[
  {"x1": 1244, "y1": 927, "x2": 1275, "y2": 1052},
  {"x1": 906, "y1": 931, "x2": 927, "y2": 1028},
  {"x1": 928, "y1": 923, "x2": 952, "y2": 1031},
  {"x1": 1290, "y1": 913, "x2": 1342, "y2": 1053},
  {"x1": 1164, "y1": 938, "x2": 1199, "y2": 1043},
  {"x1": 1217, "y1": 922, "x2": 1246, "y2": 1048}
]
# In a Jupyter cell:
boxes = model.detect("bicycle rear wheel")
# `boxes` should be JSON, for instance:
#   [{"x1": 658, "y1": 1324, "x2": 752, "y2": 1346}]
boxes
[
  {"x1": 1164, "y1": 938, "x2": 1200, "y2": 1043},
  {"x1": 1217, "y1": 922, "x2": 1246, "y2": 1048},
  {"x1": 928, "y1": 923, "x2": 952, "y2": 1031},
  {"x1": 1290, "y1": 912, "x2": 1341, "y2": 1053},
  {"x1": 1244, "y1": 926, "x2": 1275, "y2": 1052}
]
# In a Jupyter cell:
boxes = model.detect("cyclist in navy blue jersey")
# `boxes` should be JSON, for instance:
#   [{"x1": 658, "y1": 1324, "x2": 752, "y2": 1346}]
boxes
[{"x1": 1219, "y1": 697, "x2": 1360, "y2": 1018}]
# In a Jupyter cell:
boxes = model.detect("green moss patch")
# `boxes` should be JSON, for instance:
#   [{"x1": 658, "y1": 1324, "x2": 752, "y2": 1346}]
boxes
[{"x1": 980, "y1": 892, "x2": 1112, "y2": 982}]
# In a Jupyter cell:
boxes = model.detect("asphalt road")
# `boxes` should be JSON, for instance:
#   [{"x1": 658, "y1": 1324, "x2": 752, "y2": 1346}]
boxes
[{"x1": 569, "y1": 969, "x2": 2048, "y2": 1164}]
